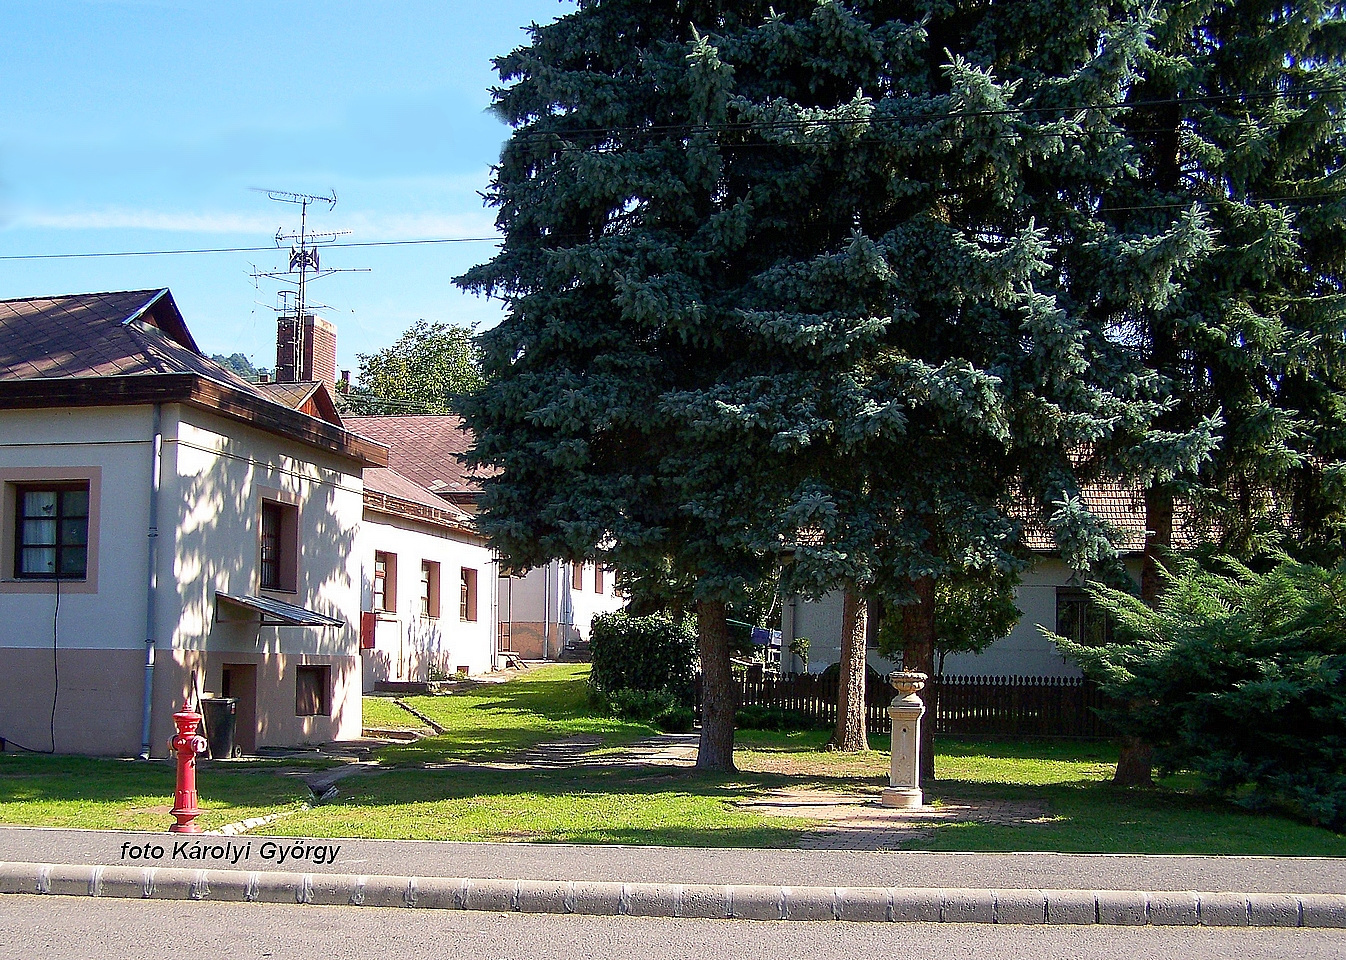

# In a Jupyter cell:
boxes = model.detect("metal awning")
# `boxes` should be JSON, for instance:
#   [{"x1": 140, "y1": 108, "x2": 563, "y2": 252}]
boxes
[{"x1": 215, "y1": 592, "x2": 344, "y2": 628}]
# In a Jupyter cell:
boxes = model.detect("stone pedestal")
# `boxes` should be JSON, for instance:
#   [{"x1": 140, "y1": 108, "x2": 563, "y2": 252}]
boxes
[{"x1": 881, "y1": 671, "x2": 927, "y2": 809}]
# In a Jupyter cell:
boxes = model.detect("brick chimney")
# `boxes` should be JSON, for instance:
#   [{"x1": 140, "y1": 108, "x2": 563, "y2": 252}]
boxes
[{"x1": 275, "y1": 314, "x2": 337, "y2": 385}]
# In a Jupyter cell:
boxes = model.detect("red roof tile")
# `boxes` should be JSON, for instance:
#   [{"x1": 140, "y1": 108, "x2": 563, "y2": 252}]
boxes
[
  {"x1": 364, "y1": 467, "x2": 474, "y2": 521},
  {"x1": 1020, "y1": 482, "x2": 1149, "y2": 553},
  {"x1": 342, "y1": 415, "x2": 490, "y2": 502}
]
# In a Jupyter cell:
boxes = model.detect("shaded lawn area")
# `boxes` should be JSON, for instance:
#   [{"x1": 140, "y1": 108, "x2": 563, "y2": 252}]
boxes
[
  {"x1": 375, "y1": 664, "x2": 659, "y2": 765},
  {"x1": 736, "y1": 730, "x2": 1346, "y2": 857},
  {"x1": 0, "y1": 754, "x2": 311, "y2": 832}
]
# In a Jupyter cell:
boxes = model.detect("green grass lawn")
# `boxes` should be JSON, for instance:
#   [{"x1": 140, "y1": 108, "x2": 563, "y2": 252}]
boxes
[
  {"x1": 256, "y1": 765, "x2": 810, "y2": 847},
  {"x1": 3, "y1": 666, "x2": 1344, "y2": 855},
  {"x1": 361, "y1": 696, "x2": 426, "y2": 730},
  {"x1": 374, "y1": 664, "x2": 660, "y2": 765},
  {"x1": 734, "y1": 730, "x2": 1346, "y2": 856},
  {"x1": 0, "y1": 755, "x2": 310, "y2": 832}
]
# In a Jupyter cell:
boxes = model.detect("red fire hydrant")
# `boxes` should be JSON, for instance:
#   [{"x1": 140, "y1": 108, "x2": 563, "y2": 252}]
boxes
[{"x1": 169, "y1": 701, "x2": 208, "y2": 834}]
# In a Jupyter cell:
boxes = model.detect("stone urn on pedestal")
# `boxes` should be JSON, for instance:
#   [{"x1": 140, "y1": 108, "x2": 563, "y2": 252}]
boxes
[{"x1": 881, "y1": 671, "x2": 928, "y2": 809}]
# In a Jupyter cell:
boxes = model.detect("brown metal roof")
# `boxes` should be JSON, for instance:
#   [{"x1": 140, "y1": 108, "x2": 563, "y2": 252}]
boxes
[
  {"x1": 362, "y1": 467, "x2": 481, "y2": 537},
  {"x1": 342, "y1": 414, "x2": 491, "y2": 503},
  {"x1": 254, "y1": 380, "x2": 343, "y2": 426},
  {"x1": 0, "y1": 290, "x2": 254, "y2": 390},
  {"x1": 364, "y1": 467, "x2": 473, "y2": 519},
  {"x1": 0, "y1": 290, "x2": 387, "y2": 467}
]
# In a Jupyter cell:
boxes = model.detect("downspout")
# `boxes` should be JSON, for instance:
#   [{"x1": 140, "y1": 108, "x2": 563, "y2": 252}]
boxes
[
  {"x1": 542, "y1": 563, "x2": 551, "y2": 661},
  {"x1": 139, "y1": 403, "x2": 163, "y2": 759}
]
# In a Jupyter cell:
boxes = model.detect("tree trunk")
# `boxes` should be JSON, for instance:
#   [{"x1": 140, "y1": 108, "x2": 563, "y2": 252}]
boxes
[
  {"x1": 1140, "y1": 486, "x2": 1174, "y2": 608},
  {"x1": 900, "y1": 575, "x2": 937, "y2": 783},
  {"x1": 1114, "y1": 736, "x2": 1155, "y2": 788},
  {"x1": 827, "y1": 583, "x2": 868, "y2": 751},
  {"x1": 1112, "y1": 486, "x2": 1174, "y2": 788},
  {"x1": 696, "y1": 598, "x2": 736, "y2": 772}
]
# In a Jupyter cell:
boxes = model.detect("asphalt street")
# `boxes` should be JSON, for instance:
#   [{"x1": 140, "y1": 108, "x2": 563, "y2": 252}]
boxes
[
  {"x1": 2, "y1": 895, "x2": 1343, "y2": 960},
  {"x1": 3, "y1": 826, "x2": 1343, "y2": 894}
]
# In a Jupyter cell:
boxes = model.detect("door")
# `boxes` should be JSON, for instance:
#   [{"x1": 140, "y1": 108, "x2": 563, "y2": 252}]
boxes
[{"x1": 221, "y1": 663, "x2": 258, "y2": 755}]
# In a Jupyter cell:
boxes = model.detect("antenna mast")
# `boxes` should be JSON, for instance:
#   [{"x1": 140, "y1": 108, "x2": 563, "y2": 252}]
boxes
[{"x1": 250, "y1": 189, "x2": 369, "y2": 381}]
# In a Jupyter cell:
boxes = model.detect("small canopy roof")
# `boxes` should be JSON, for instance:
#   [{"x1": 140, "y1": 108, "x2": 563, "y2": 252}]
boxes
[{"x1": 215, "y1": 592, "x2": 344, "y2": 627}]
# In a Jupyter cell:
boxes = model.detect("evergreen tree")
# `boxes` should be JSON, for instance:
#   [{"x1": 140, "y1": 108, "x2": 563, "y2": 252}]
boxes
[
  {"x1": 459, "y1": 0, "x2": 1220, "y2": 773},
  {"x1": 1052, "y1": 557, "x2": 1346, "y2": 829},
  {"x1": 1088, "y1": 1, "x2": 1346, "y2": 785}
]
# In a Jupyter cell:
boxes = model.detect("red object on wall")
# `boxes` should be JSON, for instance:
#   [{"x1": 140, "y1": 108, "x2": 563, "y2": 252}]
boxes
[{"x1": 360, "y1": 611, "x2": 377, "y2": 650}]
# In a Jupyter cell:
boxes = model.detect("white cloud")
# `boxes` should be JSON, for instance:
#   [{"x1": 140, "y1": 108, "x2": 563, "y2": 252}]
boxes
[
  {"x1": 9, "y1": 208, "x2": 278, "y2": 234},
  {"x1": 5, "y1": 205, "x2": 499, "y2": 241}
]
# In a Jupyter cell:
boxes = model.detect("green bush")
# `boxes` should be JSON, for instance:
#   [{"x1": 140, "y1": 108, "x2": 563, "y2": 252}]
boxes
[
  {"x1": 819, "y1": 661, "x2": 883, "y2": 685},
  {"x1": 601, "y1": 688, "x2": 695, "y2": 733},
  {"x1": 1053, "y1": 558, "x2": 1346, "y2": 830},
  {"x1": 735, "y1": 704, "x2": 824, "y2": 732},
  {"x1": 589, "y1": 612, "x2": 696, "y2": 703}
]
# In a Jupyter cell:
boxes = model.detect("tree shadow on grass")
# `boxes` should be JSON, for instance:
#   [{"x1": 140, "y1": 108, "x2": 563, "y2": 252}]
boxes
[{"x1": 915, "y1": 776, "x2": 1346, "y2": 856}]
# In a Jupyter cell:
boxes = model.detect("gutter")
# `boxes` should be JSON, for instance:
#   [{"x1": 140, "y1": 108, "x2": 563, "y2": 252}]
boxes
[{"x1": 139, "y1": 403, "x2": 163, "y2": 759}]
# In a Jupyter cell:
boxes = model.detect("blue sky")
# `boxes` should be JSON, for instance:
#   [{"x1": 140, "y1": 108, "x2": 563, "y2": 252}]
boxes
[{"x1": 0, "y1": 0, "x2": 573, "y2": 370}]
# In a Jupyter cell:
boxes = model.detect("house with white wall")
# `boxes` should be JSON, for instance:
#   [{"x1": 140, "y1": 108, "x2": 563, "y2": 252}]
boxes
[
  {"x1": 342, "y1": 416, "x2": 496, "y2": 684},
  {"x1": 783, "y1": 486, "x2": 1147, "y2": 678},
  {"x1": 498, "y1": 559, "x2": 624, "y2": 660},
  {"x1": 341, "y1": 414, "x2": 625, "y2": 664},
  {"x1": 0, "y1": 290, "x2": 387, "y2": 757}
]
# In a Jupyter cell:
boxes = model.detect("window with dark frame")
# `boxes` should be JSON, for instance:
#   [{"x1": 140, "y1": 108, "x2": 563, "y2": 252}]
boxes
[
  {"x1": 460, "y1": 567, "x2": 478, "y2": 622},
  {"x1": 15, "y1": 484, "x2": 89, "y2": 580},
  {"x1": 572, "y1": 563, "x2": 583, "y2": 590},
  {"x1": 594, "y1": 565, "x2": 605, "y2": 593},
  {"x1": 260, "y1": 501, "x2": 283, "y2": 590},
  {"x1": 259, "y1": 499, "x2": 297, "y2": 593},
  {"x1": 295, "y1": 665, "x2": 331, "y2": 716},
  {"x1": 1055, "y1": 588, "x2": 1114, "y2": 647}
]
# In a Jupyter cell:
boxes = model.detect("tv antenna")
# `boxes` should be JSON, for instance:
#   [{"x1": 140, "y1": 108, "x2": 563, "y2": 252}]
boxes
[
  {"x1": 249, "y1": 189, "x2": 369, "y2": 380},
  {"x1": 250, "y1": 189, "x2": 369, "y2": 318}
]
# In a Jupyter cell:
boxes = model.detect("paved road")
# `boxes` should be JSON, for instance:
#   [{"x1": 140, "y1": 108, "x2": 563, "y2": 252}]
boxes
[
  {"x1": 2, "y1": 895, "x2": 1342, "y2": 960},
  {"x1": 2, "y1": 826, "x2": 1343, "y2": 894}
]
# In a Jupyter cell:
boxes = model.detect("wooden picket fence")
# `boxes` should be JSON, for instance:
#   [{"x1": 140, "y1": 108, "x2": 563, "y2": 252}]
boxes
[{"x1": 697, "y1": 672, "x2": 1116, "y2": 739}]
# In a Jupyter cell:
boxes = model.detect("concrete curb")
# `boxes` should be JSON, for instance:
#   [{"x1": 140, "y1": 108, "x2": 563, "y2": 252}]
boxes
[{"x1": 2, "y1": 861, "x2": 1345, "y2": 926}]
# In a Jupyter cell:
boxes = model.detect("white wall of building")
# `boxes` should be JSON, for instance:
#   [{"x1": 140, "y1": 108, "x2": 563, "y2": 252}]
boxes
[
  {"x1": 359, "y1": 510, "x2": 496, "y2": 688},
  {"x1": 0, "y1": 402, "x2": 370, "y2": 755},
  {"x1": 781, "y1": 556, "x2": 1145, "y2": 678},
  {"x1": 0, "y1": 405, "x2": 154, "y2": 651},
  {"x1": 560, "y1": 561, "x2": 624, "y2": 644},
  {"x1": 498, "y1": 560, "x2": 627, "y2": 659},
  {"x1": 169, "y1": 407, "x2": 365, "y2": 661}
]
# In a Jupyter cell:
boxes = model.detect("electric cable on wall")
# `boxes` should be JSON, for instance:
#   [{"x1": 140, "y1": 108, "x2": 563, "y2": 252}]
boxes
[{"x1": 0, "y1": 573, "x2": 60, "y2": 754}]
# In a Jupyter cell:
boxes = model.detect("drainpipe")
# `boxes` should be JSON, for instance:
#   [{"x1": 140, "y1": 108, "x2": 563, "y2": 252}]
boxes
[
  {"x1": 139, "y1": 403, "x2": 163, "y2": 759},
  {"x1": 542, "y1": 563, "x2": 551, "y2": 661}
]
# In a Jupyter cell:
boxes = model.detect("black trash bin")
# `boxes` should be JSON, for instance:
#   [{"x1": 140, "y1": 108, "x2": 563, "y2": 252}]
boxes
[{"x1": 199, "y1": 697, "x2": 238, "y2": 759}]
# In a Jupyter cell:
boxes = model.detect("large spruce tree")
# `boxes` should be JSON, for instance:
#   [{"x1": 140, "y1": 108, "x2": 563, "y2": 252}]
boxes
[
  {"x1": 1091, "y1": 1, "x2": 1346, "y2": 785},
  {"x1": 458, "y1": 0, "x2": 1248, "y2": 773}
]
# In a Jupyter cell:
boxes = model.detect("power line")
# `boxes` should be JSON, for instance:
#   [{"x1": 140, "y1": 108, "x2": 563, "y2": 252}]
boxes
[{"x1": 0, "y1": 236, "x2": 504, "y2": 262}]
